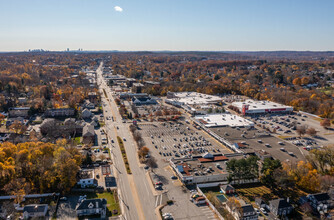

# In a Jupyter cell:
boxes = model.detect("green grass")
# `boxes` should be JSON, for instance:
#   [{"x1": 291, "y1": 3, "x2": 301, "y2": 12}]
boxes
[
  {"x1": 117, "y1": 136, "x2": 132, "y2": 174},
  {"x1": 81, "y1": 191, "x2": 121, "y2": 216},
  {"x1": 99, "y1": 121, "x2": 105, "y2": 127},
  {"x1": 318, "y1": 87, "x2": 334, "y2": 96},
  {"x1": 73, "y1": 137, "x2": 82, "y2": 145},
  {"x1": 103, "y1": 89, "x2": 108, "y2": 98}
]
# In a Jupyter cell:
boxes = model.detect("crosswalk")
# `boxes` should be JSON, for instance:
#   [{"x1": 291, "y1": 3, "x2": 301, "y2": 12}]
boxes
[{"x1": 155, "y1": 193, "x2": 169, "y2": 207}]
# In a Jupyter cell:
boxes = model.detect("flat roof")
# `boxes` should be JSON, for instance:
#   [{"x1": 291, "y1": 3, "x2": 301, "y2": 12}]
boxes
[
  {"x1": 172, "y1": 159, "x2": 229, "y2": 177},
  {"x1": 232, "y1": 99, "x2": 293, "y2": 113},
  {"x1": 195, "y1": 113, "x2": 254, "y2": 127},
  {"x1": 168, "y1": 92, "x2": 221, "y2": 105}
]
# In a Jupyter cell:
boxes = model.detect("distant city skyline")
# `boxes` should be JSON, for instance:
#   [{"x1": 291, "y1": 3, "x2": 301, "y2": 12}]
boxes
[{"x1": 1, "y1": 0, "x2": 334, "y2": 51}]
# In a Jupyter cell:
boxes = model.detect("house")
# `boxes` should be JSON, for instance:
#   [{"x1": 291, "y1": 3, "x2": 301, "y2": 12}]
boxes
[
  {"x1": 228, "y1": 203, "x2": 258, "y2": 220},
  {"x1": 88, "y1": 92, "x2": 98, "y2": 104},
  {"x1": 64, "y1": 118, "x2": 84, "y2": 135},
  {"x1": 240, "y1": 204, "x2": 258, "y2": 220},
  {"x1": 81, "y1": 109, "x2": 92, "y2": 119},
  {"x1": 82, "y1": 100, "x2": 95, "y2": 109},
  {"x1": 307, "y1": 193, "x2": 331, "y2": 214},
  {"x1": 82, "y1": 124, "x2": 95, "y2": 144},
  {"x1": 39, "y1": 118, "x2": 58, "y2": 135},
  {"x1": 45, "y1": 108, "x2": 75, "y2": 118},
  {"x1": 40, "y1": 118, "x2": 84, "y2": 137},
  {"x1": 22, "y1": 204, "x2": 48, "y2": 219},
  {"x1": 131, "y1": 83, "x2": 144, "y2": 93},
  {"x1": 76, "y1": 199, "x2": 107, "y2": 218},
  {"x1": 255, "y1": 197, "x2": 267, "y2": 209},
  {"x1": 300, "y1": 202, "x2": 313, "y2": 214},
  {"x1": 220, "y1": 184, "x2": 235, "y2": 194},
  {"x1": 77, "y1": 169, "x2": 98, "y2": 188},
  {"x1": 269, "y1": 198, "x2": 293, "y2": 216},
  {"x1": 8, "y1": 107, "x2": 30, "y2": 118},
  {"x1": 132, "y1": 96, "x2": 158, "y2": 106},
  {"x1": 18, "y1": 97, "x2": 27, "y2": 104}
]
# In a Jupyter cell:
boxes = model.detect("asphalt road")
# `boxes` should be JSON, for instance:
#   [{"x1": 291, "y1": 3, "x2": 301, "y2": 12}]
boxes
[{"x1": 97, "y1": 63, "x2": 157, "y2": 220}]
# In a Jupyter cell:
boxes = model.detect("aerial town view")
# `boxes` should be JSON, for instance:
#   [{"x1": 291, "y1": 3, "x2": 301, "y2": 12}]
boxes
[{"x1": 0, "y1": 0, "x2": 333, "y2": 220}]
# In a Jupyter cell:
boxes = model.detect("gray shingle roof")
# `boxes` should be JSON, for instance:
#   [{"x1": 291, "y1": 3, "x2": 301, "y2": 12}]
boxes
[
  {"x1": 76, "y1": 199, "x2": 106, "y2": 210},
  {"x1": 23, "y1": 204, "x2": 48, "y2": 213},
  {"x1": 270, "y1": 198, "x2": 292, "y2": 209}
]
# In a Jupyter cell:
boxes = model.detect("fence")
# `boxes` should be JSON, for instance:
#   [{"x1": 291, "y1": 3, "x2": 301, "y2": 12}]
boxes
[
  {"x1": 196, "y1": 185, "x2": 224, "y2": 220},
  {"x1": 0, "y1": 193, "x2": 60, "y2": 200}
]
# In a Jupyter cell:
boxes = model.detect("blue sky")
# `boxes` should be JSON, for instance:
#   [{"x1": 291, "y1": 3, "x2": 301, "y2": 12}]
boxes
[{"x1": 0, "y1": 0, "x2": 333, "y2": 51}]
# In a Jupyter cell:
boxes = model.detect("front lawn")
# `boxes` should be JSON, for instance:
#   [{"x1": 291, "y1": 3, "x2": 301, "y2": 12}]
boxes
[
  {"x1": 85, "y1": 191, "x2": 121, "y2": 216},
  {"x1": 73, "y1": 136, "x2": 82, "y2": 145}
]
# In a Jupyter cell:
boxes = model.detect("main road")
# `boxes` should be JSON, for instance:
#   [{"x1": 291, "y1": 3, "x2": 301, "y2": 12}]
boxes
[{"x1": 96, "y1": 63, "x2": 157, "y2": 220}]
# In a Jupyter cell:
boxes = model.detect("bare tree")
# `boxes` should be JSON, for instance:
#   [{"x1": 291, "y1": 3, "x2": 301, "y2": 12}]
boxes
[
  {"x1": 146, "y1": 156, "x2": 158, "y2": 171},
  {"x1": 296, "y1": 125, "x2": 307, "y2": 137},
  {"x1": 306, "y1": 127, "x2": 317, "y2": 136}
]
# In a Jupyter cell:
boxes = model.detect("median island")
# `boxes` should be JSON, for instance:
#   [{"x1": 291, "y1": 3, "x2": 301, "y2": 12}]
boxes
[{"x1": 117, "y1": 136, "x2": 132, "y2": 174}]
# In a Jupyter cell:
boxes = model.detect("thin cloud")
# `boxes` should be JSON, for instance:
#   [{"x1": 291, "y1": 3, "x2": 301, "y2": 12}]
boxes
[{"x1": 114, "y1": 6, "x2": 123, "y2": 12}]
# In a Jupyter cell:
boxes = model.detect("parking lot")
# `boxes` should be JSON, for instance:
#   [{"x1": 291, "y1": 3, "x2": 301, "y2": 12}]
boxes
[
  {"x1": 248, "y1": 112, "x2": 334, "y2": 148},
  {"x1": 139, "y1": 121, "x2": 232, "y2": 160}
]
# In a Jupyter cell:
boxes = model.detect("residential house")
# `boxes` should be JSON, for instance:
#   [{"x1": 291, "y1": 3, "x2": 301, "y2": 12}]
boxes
[
  {"x1": 82, "y1": 124, "x2": 95, "y2": 144},
  {"x1": 22, "y1": 204, "x2": 48, "y2": 219},
  {"x1": 40, "y1": 118, "x2": 84, "y2": 137},
  {"x1": 131, "y1": 83, "x2": 144, "y2": 93},
  {"x1": 40, "y1": 118, "x2": 58, "y2": 135},
  {"x1": 45, "y1": 108, "x2": 75, "y2": 118},
  {"x1": 76, "y1": 199, "x2": 107, "y2": 218},
  {"x1": 220, "y1": 184, "x2": 235, "y2": 194},
  {"x1": 88, "y1": 92, "x2": 98, "y2": 104},
  {"x1": 8, "y1": 107, "x2": 30, "y2": 118},
  {"x1": 77, "y1": 169, "x2": 98, "y2": 188},
  {"x1": 18, "y1": 97, "x2": 27, "y2": 104},
  {"x1": 64, "y1": 118, "x2": 84, "y2": 135},
  {"x1": 90, "y1": 120, "x2": 99, "y2": 128},
  {"x1": 81, "y1": 109, "x2": 92, "y2": 119},
  {"x1": 255, "y1": 197, "x2": 267, "y2": 209},
  {"x1": 307, "y1": 193, "x2": 331, "y2": 214},
  {"x1": 228, "y1": 203, "x2": 258, "y2": 220},
  {"x1": 269, "y1": 198, "x2": 293, "y2": 216},
  {"x1": 82, "y1": 100, "x2": 95, "y2": 109}
]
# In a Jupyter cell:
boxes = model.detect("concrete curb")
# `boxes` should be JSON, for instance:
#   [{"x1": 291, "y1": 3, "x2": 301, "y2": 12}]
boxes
[{"x1": 155, "y1": 204, "x2": 167, "y2": 220}]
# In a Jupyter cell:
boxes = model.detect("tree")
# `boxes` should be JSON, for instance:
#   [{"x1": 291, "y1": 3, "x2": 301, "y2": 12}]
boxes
[
  {"x1": 0, "y1": 113, "x2": 5, "y2": 122},
  {"x1": 292, "y1": 77, "x2": 302, "y2": 86},
  {"x1": 226, "y1": 156, "x2": 259, "y2": 184},
  {"x1": 260, "y1": 158, "x2": 282, "y2": 189},
  {"x1": 320, "y1": 118, "x2": 331, "y2": 129},
  {"x1": 146, "y1": 156, "x2": 158, "y2": 171},
  {"x1": 306, "y1": 127, "x2": 317, "y2": 136},
  {"x1": 296, "y1": 125, "x2": 307, "y2": 137},
  {"x1": 9, "y1": 120, "x2": 27, "y2": 134},
  {"x1": 284, "y1": 161, "x2": 320, "y2": 193},
  {"x1": 306, "y1": 147, "x2": 334, "y2": 174},
  {"x1": 226, "y1": 197, "x2": 243, "y2": 217}
]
